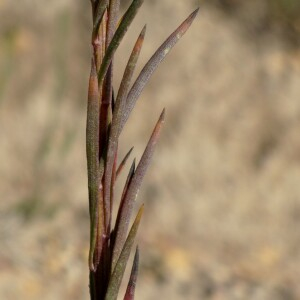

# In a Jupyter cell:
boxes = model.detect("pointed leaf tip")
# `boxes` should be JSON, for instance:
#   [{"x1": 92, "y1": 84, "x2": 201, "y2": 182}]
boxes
[
  {"x1": 121, "y1": 9, "x2": 198, "y2": 131},
  {"x1": 111, "y1": 112, "x2": 163, "y2": 270},
  {"x1": 134, "y1": 24, "x2": 147, "y2": 51},
  {"x1": 98, "y1": 0, "x2": 144, "y2": 85},
  {"x1": 111, "y1": 157, "x2": 137, "y2": 270},
  {"x1": 151, "y1": 108, "x2": 166, "y2": 138},
  {"x1": 160, "y1": 108, "x2": 166, "y2": 122},
  {"x1": 112, "y1": 24, "x2": 147, "y2": 141},
  {"x1": 141, "y1": 24, "x2": 147, "y2": 37},
  {"x1": 116, "y1": 147, "x2": 134, "y2": 179},
  {"x1": 124, "y1": 247, "x2": 140, "y2": 300},
  {"x1": 105, "y1": 205, "x2": 144, "y2": 300},
  {"x1": 178, "y1": 7, "x2": 199, "y2": 34},
  {"x1": 181, "y1": 8, "x2": 199, "y2": 32},
  {"x1": 191, "y1": 7, "x2": 200, "y2": 20},
  {"x1": 129, "y1": 146, "x2": 134, "y2": 154},
  {"x1": 104, "y1": 21, "x2": 147, "y2": 215}
]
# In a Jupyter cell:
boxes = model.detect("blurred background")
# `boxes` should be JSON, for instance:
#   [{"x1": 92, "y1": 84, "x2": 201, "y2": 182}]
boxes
[{"x1": 1, "y1": 0, "x2": 300, "y2": 299}]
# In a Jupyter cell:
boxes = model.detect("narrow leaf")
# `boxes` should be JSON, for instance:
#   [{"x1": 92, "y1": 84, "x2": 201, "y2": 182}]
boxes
[
  {"x1": 94, "y1": 185, "x2": 105, "y2": 268},
  {"x1": 86, "y1": 58, "x2": 101, "y2": 271},
  {"x1": 116, "y1": 25, "x2": 146, "y2": 122},
  {"x1": 98, "y1": 0, "x2": 144, "y2": 87},
  {"x1": 105, "y1": 205, "x2": 144, "y2": 300},
  {"x1": 112, "y1": 109, "x2": 165, "y2": 269},
  {"x1": 93, "y1": 8, "x2": 108, "y2": 72},
  {"x1": 120, "y1": 8, "x2": 199, "y2": 131},
  {"x1": 106, "y1": 0, "x2": 121, "y2": 46},
  {"x1": 103, "y1": 26, "x2": 146, "y2": 232},
  {"x1": 111, "y1": 159, "x2": 136, "y2": 270},
  {"x1": 93, "y1": 0, "x2": 109, "y2": 37},
  {"x1": 116, "y1": 25, "x2": 146, "y2": 137},
  {"x1": 123, "y1": 247, "x2": 139, "y2": 300},
  {"x1": 110, "y1": 145, "x2": 118, "y2": 207},
  {"x1": 87, "y1": 58, "x2": 100, "y2": 218},
  {"x1": 120, "y1": 159, "x2": 136, "y2": 205},
  {"x1": 116, "y1": 147, "x2": 134, "y2": 180}
]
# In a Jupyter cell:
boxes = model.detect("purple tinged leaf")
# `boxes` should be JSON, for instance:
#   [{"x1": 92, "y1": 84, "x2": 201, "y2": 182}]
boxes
[
  {"x1": 106, "y1": 0, "x2": 121, "y2": 46},
  {"x1": 123, "y1": 247, "x2": 139, "y2": 300},
  {"x1": 105, "y1": 205, "x2": 144, "y2": 300},
  {"x1": 116, "y1": 147, "x2": 134, "y2": 180},
  {"x1": 103, "y1": 26, "x2": 146, "y2": 234},
  {"x1": 94, "y1": 184, "x2": 106, "y2": 269},
  {"x1": 98, "y1": 0, "x2": 144, "y2": 87},
  {"x1": 86, "y1": 56, "x2": 106, "y2": 271},
  {"x1": 112, "y1": 109, "x2": 165, "y2": 270},
  {"x1": 88, "y1": 1, "x2": 198, "y2": 297},
  {"x1": 87, "y1": 58, "x2": 100, "y2": 216},
  {"x1": 86, "y1": 58, "x2": 102, "y2": 271},
  {"x1": 111, "y1": 159, "x2": 136, "y2": 270},
  {"x1": 120, "y1": 8, "x2": 199, "y2": 131},
  {"x1": 115, "y1": 25, "x2": 146, "y2": 137}
]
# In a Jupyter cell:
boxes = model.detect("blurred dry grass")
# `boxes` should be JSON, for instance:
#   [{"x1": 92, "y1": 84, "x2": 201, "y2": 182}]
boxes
[{"x1": 1, "y1": 0, "x2": 300, "y2": 299}]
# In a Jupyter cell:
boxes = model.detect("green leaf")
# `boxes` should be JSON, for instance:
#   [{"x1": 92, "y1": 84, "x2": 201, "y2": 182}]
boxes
[
  {"x1": 98, "y1": 0, "x2": 144, "y2": 87},
  {"x1": 86, "y1": 58, "x2": 101, "y2": 271},
  {"x1": 123, "y1": 247, "x2": 139, "y2": 300},
  {"x1": 93, "y1": 0, "x2": 109, "y2": 37},
  {"x1": 105, "y1": 205, "x2": 144, "y2": 300}
]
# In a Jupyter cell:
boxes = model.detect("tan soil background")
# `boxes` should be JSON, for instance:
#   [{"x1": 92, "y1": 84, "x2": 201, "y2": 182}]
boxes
[{"x1": 1, "y1": 0, "x2": 300, "y2": 299}]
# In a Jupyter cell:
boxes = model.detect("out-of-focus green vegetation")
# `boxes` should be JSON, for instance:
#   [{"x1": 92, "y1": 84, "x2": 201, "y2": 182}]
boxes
[
  {"x1": 209, "y1": 0, "x2": 300, "y2": 46},
  {"x1": 269, "y1": 0, "x2": 300, "y2": 20}
]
